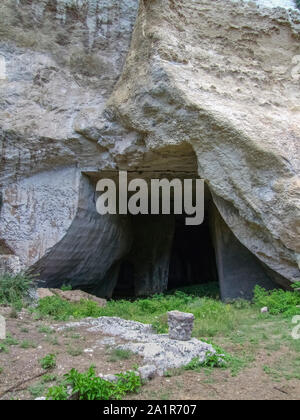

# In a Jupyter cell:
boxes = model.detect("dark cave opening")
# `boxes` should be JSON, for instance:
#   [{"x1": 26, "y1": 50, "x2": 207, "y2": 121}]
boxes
[
  {"x1": 113, "y1": 261, "x2": 135, "y2": 298},
  {"x1": 167, "y1": 214, "x2": 218, "y2": 291},
  {"x1": 112, "y1": 208, "x2": 218, "y2": 299}
]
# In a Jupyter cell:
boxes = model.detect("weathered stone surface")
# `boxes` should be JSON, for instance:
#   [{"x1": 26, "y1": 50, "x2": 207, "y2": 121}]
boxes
[
  {"x1": 0, "y1": 0, "x2": 299, "y2": 295},
  {"x1": 37, "y1": 288, "x2": 55, "y2": 299},
  {"x1": 56, "y1": 316, "x2": 215, "y2": 375},
  {"x1": 105, "y1": 0, "x2": 300, "y2": 287},
  {"x1": 51, "y1": 289, "x2": 107, "y2": 307},
  {"x1": 0, "y1": 255, "x2": 21, "y2": 275},
  {"x1": 0, "y1": 0, "x2": 138, "y2": 291},
  {"x1": 138, "y1": 364, "x2": 157, "y2": 381},
  {"x1": 99, "y1": 373, "x2": 119, "y2": 383},
  {"x1": 37, "y1": 288, "x2": 107, "y2": 306},
  {"x1": 168, "y1": 311, "x2": 195, "y2": 341}
]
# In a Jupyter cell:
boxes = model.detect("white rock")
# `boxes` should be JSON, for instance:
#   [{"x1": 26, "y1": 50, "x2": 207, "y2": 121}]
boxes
[
  {"x1": 100, "y1": 374, "x2": 118, "y2": 383},
  {"x1": 59, "y1": 317, "x2": 214, "y2": 375},
  {"x1": 138, "y1": 365, "x2": 157, "y2": 381},
  {"x1": 261, "y1": 307, "x2": 269, "y2": 313}
]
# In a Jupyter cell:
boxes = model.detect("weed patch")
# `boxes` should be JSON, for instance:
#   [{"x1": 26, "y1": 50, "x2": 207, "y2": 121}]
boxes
[
  {"x1": 40, "y1": 354, "x2": 56, "y2": 370},
  {"x1": 0, "y1": 273, "x2": 35, "y2": 307},
  {"x1": 47, "y1": 366, "x2": 141, "y2": 400}
]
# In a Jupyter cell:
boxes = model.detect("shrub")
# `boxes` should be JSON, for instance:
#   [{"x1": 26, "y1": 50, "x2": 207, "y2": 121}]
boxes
[
  {"x1": 297, "y1": 0, "x2": 300, "y2": 10},
  {"x1": 46, "y1": 384, "x2": 68, "y2": 401},
  {"x1": 34, "y1": 296, "x2": 103, "y2": 321},
  {"x1": 61, "y1": 284, "x2": 72, "y2": 291},
  {"x1": 253, "y1": 286, "x2": 300, "y2": 317},
  {"x1": 40, "y1": 354, "x2": 56, "y2": 370},
  {"x1": 0, "y1": 273, "x2": 35, "y2": 307},
  {"x1": 28, "y1": 383, "x2": 45, "y2": 398},
  {"x1": 20, "y1": 340, "x2": 37, "y2": 349},
  {"x1": 47, "y1": 366, "x2": 141, "y2": 400},
  {"x1": 41, "y1": 374, "x2": 57, "y2": 384}
]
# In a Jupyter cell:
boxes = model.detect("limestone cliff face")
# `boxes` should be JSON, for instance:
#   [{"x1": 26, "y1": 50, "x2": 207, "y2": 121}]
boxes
[
  {"x1": 105, "y1": 0, "x2": 300, "y2": 286},
  {"x1": 0, "y1": 0, "x2": 138, "y2": 267},
  {"x1": 0, "y1": 0, "x2": 299, "y2": 296}
]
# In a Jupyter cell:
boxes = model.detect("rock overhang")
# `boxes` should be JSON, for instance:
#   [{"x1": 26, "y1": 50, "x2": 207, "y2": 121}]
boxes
[{"x1": 0, "y1": 0, "x2": 299, "y2": 294}]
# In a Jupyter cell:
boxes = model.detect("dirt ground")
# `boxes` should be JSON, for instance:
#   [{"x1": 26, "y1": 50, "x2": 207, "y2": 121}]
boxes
[
  {"x1": 0, "y1": 306, "x2": 299, "y2": 400},
  {"x1": 126, "y1": 349, "x2": 300, "y2": 400}
]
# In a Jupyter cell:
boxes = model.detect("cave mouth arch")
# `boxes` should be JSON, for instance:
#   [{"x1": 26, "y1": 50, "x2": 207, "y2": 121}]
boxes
[{"x1": 33, "y1": 142, "x2": 279, "y2": 301}]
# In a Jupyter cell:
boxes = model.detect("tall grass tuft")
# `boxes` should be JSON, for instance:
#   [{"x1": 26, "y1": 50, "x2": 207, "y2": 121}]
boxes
[{"x1": 0, "y1": 272, "x2": 35, "y2": 308}]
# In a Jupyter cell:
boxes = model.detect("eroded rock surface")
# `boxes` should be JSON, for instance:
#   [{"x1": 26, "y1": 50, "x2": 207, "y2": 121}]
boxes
[
  {"x1": 0, "y1": 0, "x2": 299, "y2": 295},
  {"x1": 56, "y1": 317, "x2": 215, "y2": 374}
]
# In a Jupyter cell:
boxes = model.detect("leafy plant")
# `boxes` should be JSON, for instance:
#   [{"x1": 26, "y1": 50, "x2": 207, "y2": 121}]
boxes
[
  {"x1": 41, "y1": 374, "x2": 57, "y2": 384},
  {"x1": 0, "y1": 342, "x2": 8, "y2": 353},
  {"x1": 253, "y1": 286, "x2": 300, "y2": 317},
  {"x1": 46, "y1": 366, "x2": 141, "y2": 401},
  {"x1": 28, "y1": 383, "x2": 45, "y2": 398},
  {"x1": 38, "y1": 325, "x2": 54, "y2": 334},
  {"x1": 61, "y1": 284, "x2": 72, "y2": 291},
  {"x1": 46, "y1": 384, "x2": 69, "y2": 401},
  {"x1": 40, "y1": 354, "x2": 56, "y2": 370},
  {"x1": 3, "y1": 333, "x2": 19, "y2": 346},
  {"x1": 184, "y1": 352, "x2": 226, "y2": 371},
  {"x1": 34, "y1": 296, "x2": 103, "y2": 321},
  {"x1": 296, "y1": 0, "x2": 300, "y2": 10},
  {"x1": 0, "y1": 273, "x2": 35, "y2": 307},
  {"x1": 20, "y1": 340, "x2": 37, "y2": 349},
  {"x1": 291, "y1": 281, "x2": 300, "y2": 292}
]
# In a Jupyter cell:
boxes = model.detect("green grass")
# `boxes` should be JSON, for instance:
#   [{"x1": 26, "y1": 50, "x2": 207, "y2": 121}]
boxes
[
  {"x1": 41, "y1": 374, "x2": 57, "y2": 384},
  {"x1": 0, "y1": 273, "x2": 35, "y2": 308},
  {"x1": 32, "y1": 284, "x2": 300, "y2": 380},
  {"x1": 3, "y1": 333, "x2": 19, "y2": 346},
  {"x1": 40, "y1": 354, "x2": 56, "y2": 370},
  {"x1": 45, "y1": 335, "x2": 60, "y2": 346},
  {"x1": 67, "y1": 346, "x2": 83, "y2": 357},
  {"x1": 108, "y1": 348, "x2": 133, "y2": 362},
  {"x1": 47, "y1": 366, "x2": 141, "y2": 400},
  {"x1": 253, "y1": 285, "x2": 300, "y2": 316},
  {"x1": 38, "y1": 325, "x2": 54, "y2": 334},
  {"x1": 20, "y1": 340, "x2": 37, "y2": 349},
  {"x1": 20, "y1": 327, "x2": 29, "y2": 333},
  {"x1": 28, "y1": 383, "x2": 45, "y2": 398},
  {"x1": 33, "y1": 284, "x2": 300, "y2": 341},
  {"x1": 60, "y1": 284, "x2": 72, "y2": 291}
]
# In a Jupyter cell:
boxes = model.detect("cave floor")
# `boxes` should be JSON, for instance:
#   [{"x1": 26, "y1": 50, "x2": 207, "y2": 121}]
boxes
[{"x1": 0, "y1": 304, "x2": 299, "y2": 400}]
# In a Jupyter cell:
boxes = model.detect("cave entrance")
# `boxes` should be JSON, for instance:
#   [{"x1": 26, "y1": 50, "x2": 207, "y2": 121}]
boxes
[
  {"x1": 167, "y1": 214, "x2": 218, "y2": 291},
  {"x1": 112, "y1": 184, "x2": 218, "y2": 298},
  {"x1": 34, "y1": 142, "x2": 279, "y2": 302}
]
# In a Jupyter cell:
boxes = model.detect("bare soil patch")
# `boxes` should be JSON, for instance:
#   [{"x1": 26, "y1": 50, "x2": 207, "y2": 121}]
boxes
[{"x1": 0, "y1": 306, "x2": 299, "y2": 400}]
